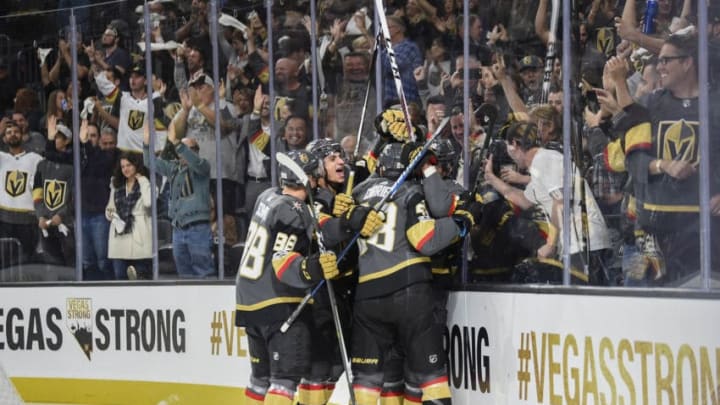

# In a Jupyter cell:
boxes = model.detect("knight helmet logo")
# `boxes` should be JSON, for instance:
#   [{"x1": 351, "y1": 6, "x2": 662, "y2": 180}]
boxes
[
  {"x1": 44, "y1": 180, "x2": 67, "y2": 211},
  {"x1": 128, "y1": 109, "x2": 146, "y2": 131},
  {"x1": 5, "y1": 170, "x2": 28, "y2": 197}
]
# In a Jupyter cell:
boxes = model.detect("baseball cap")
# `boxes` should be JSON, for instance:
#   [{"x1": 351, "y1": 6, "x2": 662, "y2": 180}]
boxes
[
  {"x1": 56, "y1": 124, "x2": 72, "y2": 142},
  {"x1": 130, "y1": 62, "x2": 146, "y2": 77},
  {"x1": 518, "y1": 55, "x2": 543, "y2": 71},
  {"x1": 189, "y1": 74, "x2": 214, "y2": 88}
]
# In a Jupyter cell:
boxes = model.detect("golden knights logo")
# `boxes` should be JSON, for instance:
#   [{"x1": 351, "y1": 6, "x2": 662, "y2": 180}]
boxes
[
  {"x1": 273, "y1": 96, "x2": 290, "y2": 121},
  {"x1": 656, "y1": 119, "x2": 699, "y2": 165},
  {"x1": 5, "y1": 170, "x2": 28, "y2": 197},
  {"x1": 128, "y1": 109, "x2": 146, "y2": 130},
  {"x1": 44, "y1": 180, "x2": 67, "y2": 210},
  {"x1": 66, "y1": 298, "x2": 93, "y2": 360},
  {"x1": 595, "y1": 27, "x2": 616, "y2": 57}
]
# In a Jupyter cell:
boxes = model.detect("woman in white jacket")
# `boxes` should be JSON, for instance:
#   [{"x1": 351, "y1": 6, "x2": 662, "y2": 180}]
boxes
[{"x1": 105, "y1": 152, "x2": 153, "y2": 280}]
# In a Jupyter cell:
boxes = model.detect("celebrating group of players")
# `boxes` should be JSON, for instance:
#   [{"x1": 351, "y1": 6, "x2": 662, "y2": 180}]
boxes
[{"x1": 234, "y1": 106, "x2": 482, "y2": 405}]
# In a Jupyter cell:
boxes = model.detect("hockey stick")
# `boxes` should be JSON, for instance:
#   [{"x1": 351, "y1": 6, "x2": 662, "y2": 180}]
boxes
[
  {"x1": 354, "y1": 36, "x2": 381, "y2": 159},
  {"x1": 374, "y1": 0, "x2": 415, "y2": 141},
  {"x1": 470, "y1": 103, "x2": 499, "y2": 196},
  {"x1": 275, "y1": 152, "x2": 357, "y2": 405},
  {"x1": 280, "y1": 116, "x2": 451, "y2": 332},
  {"x1": 541, "y1": 0, "x2": 561, "y2": 104}
]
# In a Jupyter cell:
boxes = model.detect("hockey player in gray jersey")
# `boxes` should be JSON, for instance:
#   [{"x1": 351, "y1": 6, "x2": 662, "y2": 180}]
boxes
[
  {"x1": 381, "y1": 138, "x2": 480, "y2": 404},
  {"x1": 350, "y1": 142, "x2": 469, "y2": 405},
  {"x1": 300, "y1": 139, "x2": 383, "y2": 405},
  {"x1": 235, "y1": 150, "x2": 340, "y2": 405}
]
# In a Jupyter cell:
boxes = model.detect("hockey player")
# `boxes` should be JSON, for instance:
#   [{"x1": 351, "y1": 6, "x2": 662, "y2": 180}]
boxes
[
  {"x1": 301, "y1": 138, "x2": 383, "y2": 405},
  {"x1": 350, "y1": 142, "x2": 470, "y2": 405},
  {"x1": 235, "y1": 150, "x2": 340, "y2": 405},
  {"x1": 381, "y1": 138, "x2": 479, "y2": 404}
]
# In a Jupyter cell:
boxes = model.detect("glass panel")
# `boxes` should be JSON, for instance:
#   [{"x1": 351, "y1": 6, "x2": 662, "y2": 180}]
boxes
[
  {"x1": 1, "y1": 7, "x2": 80, "y2": 282},
  {"x1": 1, "y1": 0, "x2": 712, "y2": 288}
]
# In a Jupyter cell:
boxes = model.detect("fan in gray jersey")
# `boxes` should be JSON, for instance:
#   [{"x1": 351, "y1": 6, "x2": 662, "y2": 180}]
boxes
[
  {"x1": 349, "y1": 142, "x2": 468, "y2": 405},
  {"x1": 235, "y1": 150, "x2": 340, "y2": 405}
]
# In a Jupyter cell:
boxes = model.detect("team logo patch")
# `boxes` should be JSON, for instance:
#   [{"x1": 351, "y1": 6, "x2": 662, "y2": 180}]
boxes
[
  {"x1": 595, "y1": 27, "x2": 615, "y2": 57},
  {"x1": 66, "y1": 298, "x2": 93, "y2": 360},
  {"x1": 44, "y1": 179, "x2": 67, "y2": 210},
  {"x1": 429, "y1": 354, "x2": 438, "y2": 364},
  {"x1": 128, "y1": 109, "x2": 146, "y2": 130},
  {"x1": 5, "y1": 170, "x2": 28, "y2": 197},
  {"x1": 657, "y1": 119, "x2": 699, "y2": 164}
]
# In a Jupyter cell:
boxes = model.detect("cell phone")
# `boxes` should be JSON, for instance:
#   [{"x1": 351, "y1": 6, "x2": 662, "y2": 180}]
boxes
[{"x1": 585, "y1": 90, "x2": 598, "y2": 105}]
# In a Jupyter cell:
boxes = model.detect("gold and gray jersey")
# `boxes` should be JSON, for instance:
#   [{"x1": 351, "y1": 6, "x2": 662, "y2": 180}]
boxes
[
  {"x1": 422, "y1": 171, "x2": 465, "y2": 218},
  {"x1": 235, "y1": 187, "x2": 316, "y2": 326},
  {"x1": 423, "y1": 175, "x2": 468, "y2": 282},
  {"x1": 352, "y1": 177, "x2": 462, "y2": 300}
]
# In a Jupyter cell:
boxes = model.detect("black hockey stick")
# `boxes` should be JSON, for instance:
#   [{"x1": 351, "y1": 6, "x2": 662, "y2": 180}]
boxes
[
  {"x1": 470, "y1": 103, "x2": 499, "y2": 196},
  {"x1": 541, "y1": 0, "x2": 561, "y2": 104},
  {"x1": 275, "y1": 152, "x2": 357, "y2": 405},
  {"x1": 354, "y1": 36, "x2": 381, "y2": 159},
  {"x1": 374, "y1": 0, "x2": 415, "y2": 141},
  {"x1": 280, "y1": 116, "x2": 451, "y2": 331}
]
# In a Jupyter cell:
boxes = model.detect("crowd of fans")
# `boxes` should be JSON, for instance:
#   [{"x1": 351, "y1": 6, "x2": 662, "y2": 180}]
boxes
[{"x1": 0, "y1": 0, "x2": 718, "y2": 286}]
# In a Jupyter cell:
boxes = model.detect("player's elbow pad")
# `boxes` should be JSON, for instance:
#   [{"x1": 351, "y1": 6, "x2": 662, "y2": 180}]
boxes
[{"x1": 406, "y1": 219, "x2": 442, "y2": 256}]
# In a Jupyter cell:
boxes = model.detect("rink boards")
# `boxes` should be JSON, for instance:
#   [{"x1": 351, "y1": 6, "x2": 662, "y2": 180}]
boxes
[{"x1": 0, "y1": 284, "x2": 719, "y2": 405}]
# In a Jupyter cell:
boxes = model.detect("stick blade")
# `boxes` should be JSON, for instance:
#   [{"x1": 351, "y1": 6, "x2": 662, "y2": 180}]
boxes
[{"x1": 276, "y1": 152, "x2": 310, "y2": 188}]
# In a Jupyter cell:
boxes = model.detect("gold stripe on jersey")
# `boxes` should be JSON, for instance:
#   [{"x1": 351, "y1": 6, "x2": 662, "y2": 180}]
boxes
[
  {"x1": 0, "y1": 204, "x2": 34, "y2": 213},
  {"x1": 235, "y1": 296, "x2": 304, "y2": 311},
  {"x1": 643, "y1": 202, "x2": 700, "y2": 213},
  {"x1": 250, "y1": 129, "x2": 270, "y2": 151},
  {"x1": 420, "y1": 377, "x2": 451, "y2": 402},
  {"x1": 353, "y1": 385, "x2": 381, "y2": 405},
  {"x1": 297, "y1": 382, "x2": 325, "y2": 405},
  {"x1": 431, "y1": 267, "x2": 450, "y2": 275},
  {"x1": 358, "y1": 257, "x2": 430, "y2": 284},
  {"x1": 472, "y1": 267, "x2": 511, "y2": 275},
  {"x1": 272, "y1": 252, "x2": 301, "y2": 280},
  {"x1": 537, "y1": 258, "x2": 589, "y2": 283},
  {"x1": 447, "y1": 195, "x2": 458, "y2": 216},
  {"x1": 406, "y1": 220, "x2": 436, "y2": 251},
  {"x1": 624, "y1": 123, "x2": 652, "y2": 155},
  {"x1": 603, "y1": 138, "x2": 626, "y2": 172},
  {"x1": 379, "y1": 392, "x2": 403, "y2": 405},
  {"x1": 264, "y1": 389, "x2": 292, "y2": 405},
  {"x1": 32, "y1": 187, "x2": 43, "y2": 202},
  {"x1": 318, "y1": 212, "x2": 331, "y2": 227},
  {"x1": 105, "y1": 86, "x2": 120, "y2": 104}
]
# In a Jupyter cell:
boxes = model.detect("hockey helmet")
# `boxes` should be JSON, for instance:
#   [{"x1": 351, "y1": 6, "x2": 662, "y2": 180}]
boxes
[
  {"x1": 306, "y1": 138, "x2": 344, "y2": 177},
  {"x1": 279, "y1": 150, "x2": 319, "y2": 188},
  {"x1": 429, "y1": 137, "x2": 458, "y2": 177},
  {"x1": 377, "y1": 142, "x2": 422, "y2": 179}
]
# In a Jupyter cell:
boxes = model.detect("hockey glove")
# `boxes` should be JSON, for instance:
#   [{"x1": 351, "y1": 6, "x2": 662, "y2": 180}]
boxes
[
  {"x1": 333, "y1": 192, "x2": 354, "y2": 217},
  {"x1": 452, "y1": 209, "x2": 475, "y2": 238},
  {"x1": 376, "y1": 108, "x2": 411, "y2": 142},
  {"x1": 302, "y1": 252, "x2": 339, "y2": 282},
  {"x1": 344, "y1": 205, "x2": 384, "y2": 237},
  {"x1": 456, "y1": 200, "x2": 484, "y2": 224}
]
